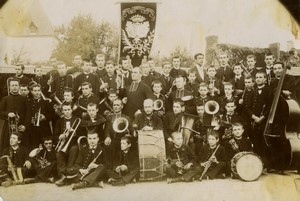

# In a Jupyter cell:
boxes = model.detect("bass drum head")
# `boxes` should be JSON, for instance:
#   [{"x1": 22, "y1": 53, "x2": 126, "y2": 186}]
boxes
[{"x1": 232, "y1": 152, "x2": 263, "y2": 181}]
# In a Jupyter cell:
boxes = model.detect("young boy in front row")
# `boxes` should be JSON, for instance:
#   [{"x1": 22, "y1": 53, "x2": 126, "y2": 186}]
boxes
[
  {"x1": 166, "y1": 131, "x2": 199, "y2": 183},
  {"x1": 106, "y1": 136, "x2": 139, "y2": 186},
  {"x1": 197, "y1": 131, "x2": 227, "y2": 180},
  {"x1": 224, "y1": 122, "x2": 252, "y2": 177},
  {"x1": 0, "y1": 132, "x2": 32, "y2": 187},
  {"x1": 71, "y1": 132, "x2": 108, "y2": 190}
]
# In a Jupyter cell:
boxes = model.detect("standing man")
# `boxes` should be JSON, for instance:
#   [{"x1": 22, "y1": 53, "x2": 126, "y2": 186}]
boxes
[
  {"x1": 170, "y1": 56, "x2": 187, "y2": 79},
  {"x1": 216, "y1": 52, "x2": 234, "y2": 82},
  {"x1": 67, "y1": 55, "x2": 83, "y2": 75},
  {"x1": 0, "y1": 78, "x2": 29, "y2": 154},
  {"x1": 94, "y1": 54, "x2": 107, "y2": 79},
  {"x1": 190, "y1": 53, "x2": 208, "y2": 83},
  {"x1": 264, "y1": 53, "x2": 276, "y2": 86},
  {"x1": 123, "y1": 67, "x2": 153, "y2": 119}
]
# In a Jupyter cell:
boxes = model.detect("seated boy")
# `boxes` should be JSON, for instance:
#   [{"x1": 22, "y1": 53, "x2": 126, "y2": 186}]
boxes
[
  {"x1": 71, "y1": 132, "x2": 108, "y2": 190},
  {"x1": 0, "y1": 132, "x2": 32, "y2": 187},
  {"x1": 107, "y1": 136, "x2": 139, "y2": 186},
  {"x1": 166, "y1": 131, "x2": 198, "y2": 183},
  {"x1": 197, "y1": 131, "x2": 227, "y2": 180},
  {"x1": 26, "y1": 136, "x2": 57, "y2": 183},
  {"x1": 224, "y1": 122, "x2": 252, "y2": 177}
]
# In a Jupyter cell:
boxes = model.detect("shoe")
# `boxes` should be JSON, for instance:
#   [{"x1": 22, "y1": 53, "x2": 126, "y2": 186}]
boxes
[
  {"x1": 108, "y1": 178, "x2": 116, "y2": 184},
  {"x1": 55, "y1": 175, "x2": 66, "y2": 187},
  {"x1": 72, "y1": 181, "x2": 88, "y2": 191},
  {"x1": 167, "y1": 178, "x2": 172, "y2": 184},
  {"x1": 112, "y1": 180, "x2": 125, "y2": 186},
  {"x1": 97, "y1": 181, "x2": 104, "y2": 188},
  {"x1": 47, "y1": 177, "x2": 55, "y2": 183},
  {"x1": 24, "y1": 178, "x2": 36, "y2": 184},
  {"x1": 216, "y1": 173, "x2": 226, "y2": 179},
  {"x1": 132, "y1": 178, "x2": 137, "y2": 183},
  {"x1": 166, "y1": 177, "x2": 182, "y2": 184},
  {"x1": 1, "y1": 179, "x2": 15, "y2": 187},
  {"x1": 199, "y1": 175, "x2": 209, "y2": 181}
]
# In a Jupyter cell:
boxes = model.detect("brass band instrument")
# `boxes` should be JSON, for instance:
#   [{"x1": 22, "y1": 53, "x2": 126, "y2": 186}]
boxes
[
  {"x1": 99, "y1": 77, "x2": 108, "y2": 92},
  {"x1": 204, "y1": 100, "x2": 219, "y2": 115},
  {"x1": 51, "y1": 93, "x2": 64, "y2": 118},
  {"x1": 34, "y1": 108, "x2": 41, "y2": 127},
  {"x1": 29, "y1": 147, "x2": 51, "y2": 169},
  {"x1": 0, "y1": 155, "x2": 23, "y2": 184},
  {"x1": 99, "y1": 97, "x2": 114, "y2": 115},
  {"x1": 8, "y1": 114, "x2": 20, "y2": 135},
  {"x1": 48, "y1": 71, "x2": 53, "y2": 92},
  {"x1": 112, "y1": 117, "x2": 129, "y2": 133},
  {"x1": 55, "y1": 118, "x2": 81, "y2": 152},
  {"x1": 153, "y1": 99, "x2": 164, "y2": 111},
  {"x1": 29, "y1": 79, "x2": 52, "y2": 102},
  {"x1": 199, "y1": 145, "x2": 220, "y2": 180},
  {"x1": 208, "y1": 78, "x2": 216, "y2": 97},
  {"x1": 165, "y1": 79, "x2": 176, "y2": 98},
  {"x1": 80, "y1": 150, "x2": 103, "y2": 180}
]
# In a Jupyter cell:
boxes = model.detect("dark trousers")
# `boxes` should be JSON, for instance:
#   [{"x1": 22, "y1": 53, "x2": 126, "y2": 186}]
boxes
[
  {"x1": 198, "y1": 162, "x2": 226, "y2": 179},
  {"x1": 166, "y1": 165, "x2": 201, "y2": 181},
  {"x1": 82, "y1": 164, "x2": 106, "y2": 185},
  {"x1": 106, "y1": 168, "x2": 139, "y2": 183},
  {"x1": 34, "y1": 162, "x2": 57, "y2": 181},
  {"x1": 252, "y1": 125, "x2": 269, "y2": 168},
  {"x1": 56, "y1": 145, "x2": 78, "y2": 176},
  {"x1": 28, "y1": 123, "x2": 52, "y2": 150}
]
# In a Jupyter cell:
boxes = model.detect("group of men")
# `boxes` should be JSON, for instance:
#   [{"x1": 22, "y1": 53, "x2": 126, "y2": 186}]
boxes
[{"x1": 0, "y1": 51, "x2": 299, "y2": 190}]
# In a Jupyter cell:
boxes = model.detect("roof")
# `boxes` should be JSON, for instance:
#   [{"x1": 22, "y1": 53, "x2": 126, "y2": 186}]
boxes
[{"x1": 0, "y1": 0, "x2": 54, "y2": 36}]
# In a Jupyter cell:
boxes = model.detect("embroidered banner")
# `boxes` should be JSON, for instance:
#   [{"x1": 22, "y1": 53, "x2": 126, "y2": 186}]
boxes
[{"x1": 120, "y1": 3, "x2": 157, "y2": 67}]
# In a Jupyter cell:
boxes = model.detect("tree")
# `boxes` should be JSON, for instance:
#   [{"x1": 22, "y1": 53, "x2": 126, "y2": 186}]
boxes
[
  {"x1": 52, "y1": 14, "x2": 119, "y2": 66},
  {"x1": 161, "y1": 46, "x2": 194, "y2": 68}
]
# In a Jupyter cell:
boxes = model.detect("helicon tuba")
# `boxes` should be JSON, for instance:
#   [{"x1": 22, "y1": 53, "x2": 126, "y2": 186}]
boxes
[{"x1": 112, "y1": 117, "x2": 129, "y2": 133}]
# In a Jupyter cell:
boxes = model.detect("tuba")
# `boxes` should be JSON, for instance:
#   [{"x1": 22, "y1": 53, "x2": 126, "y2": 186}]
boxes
[
  {"x1": 153, "y1": 99, "x2": 164, "y2": 111},
  {"x1": 204, "y1": 100, "x2": 219, "y2": 115},
  {"x1": 55, "y1": 118, "x2": 81, "y2": 153},
  {"x1": 112, "y1": 117, "x2": 129, "y2": 133}
]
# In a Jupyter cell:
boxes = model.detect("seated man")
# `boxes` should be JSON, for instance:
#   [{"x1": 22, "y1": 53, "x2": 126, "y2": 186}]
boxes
[
  {"x1": 107, "y1": 136, "x2": 139, "y2": 186},
  {"x1": 71, "y1": 132, "x2": 108, "y2": 190},
  {"x1": 133, "y1": 99, "x2": 163, "y2": 131}
]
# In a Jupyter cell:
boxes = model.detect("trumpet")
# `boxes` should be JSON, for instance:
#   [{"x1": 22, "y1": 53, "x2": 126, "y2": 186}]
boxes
[
  {"x1": 112, "y1": 117, "x2": 129, "y2": 133},
  {"x1": 55, "y1": 118, "x2": 81, "y2": 153},
  {"x1": 8, "y1": 114, "x2": 20, "y2": 135},
  {"x1": 153, "y1": 99, "x2": 164, "y2": 111},
  {"x1": 0, "y1": 155, "x2": 23, "y2": 184}
]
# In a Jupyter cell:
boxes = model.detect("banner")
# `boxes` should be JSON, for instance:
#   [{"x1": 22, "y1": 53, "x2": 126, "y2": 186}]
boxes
[{"x1": 120, "y1": 3, "x2": 157, "y2": 67}]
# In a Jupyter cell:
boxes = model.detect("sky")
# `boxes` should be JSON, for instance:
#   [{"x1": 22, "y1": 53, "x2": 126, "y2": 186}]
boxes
[{"x1": 2, "y1": 0, "x2": 300, "y2": 57}]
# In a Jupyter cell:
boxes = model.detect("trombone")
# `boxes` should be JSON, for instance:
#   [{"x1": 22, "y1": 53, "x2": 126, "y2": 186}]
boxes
[{"x1": 55, "y1": 118, "x2": 81, "y2": 153}]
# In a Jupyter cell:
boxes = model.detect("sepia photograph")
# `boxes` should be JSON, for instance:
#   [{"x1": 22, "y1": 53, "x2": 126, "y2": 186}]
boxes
[{"x1": 0, "y1": 0, "x2": 300, "y2": 200}]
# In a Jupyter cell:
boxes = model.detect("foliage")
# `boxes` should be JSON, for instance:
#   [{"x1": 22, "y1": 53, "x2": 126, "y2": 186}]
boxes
[
  {"x1": 160, "y1": 46, "x2": 194, "y2": 68},
  {"x1": 52, "y1": 14, "x2": 119, "y2": 66}
]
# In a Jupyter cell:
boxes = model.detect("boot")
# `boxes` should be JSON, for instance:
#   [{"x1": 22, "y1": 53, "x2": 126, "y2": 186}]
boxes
[
  {"x1": 55, "y1": 175, "x2": 67, "y2": 187},
  {"x1": 72, "y1": 181, "x2": 88, "y2": 191},
  {"x1": 167, "y1": 177, "x2": 182, "y2": 184}
]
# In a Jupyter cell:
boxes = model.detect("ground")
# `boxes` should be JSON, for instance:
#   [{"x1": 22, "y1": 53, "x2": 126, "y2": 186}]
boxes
[{"x1": 0, "y1": 172, "x2": 299, "y2": 201}]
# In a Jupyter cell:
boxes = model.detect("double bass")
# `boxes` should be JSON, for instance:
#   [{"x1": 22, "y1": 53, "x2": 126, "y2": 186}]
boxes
[{"x1": 263, "y1": 62, "x2": 300, "y2": 170}]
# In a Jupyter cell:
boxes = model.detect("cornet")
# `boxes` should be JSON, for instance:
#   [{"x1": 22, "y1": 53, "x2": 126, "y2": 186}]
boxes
[
  {"x1": 208, "y1": 77, "x2": 216, "y2": 97},
  {"x1": 51, "y1": 92, "x2": 64, "y2": 118},
  {"x1": 29, "y1": 147, "x2": 51, "y2": 169}
]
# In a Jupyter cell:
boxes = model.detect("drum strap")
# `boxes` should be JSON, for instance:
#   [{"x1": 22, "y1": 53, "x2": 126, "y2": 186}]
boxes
[{"x1": 229, "y1": 138, "x2": 239, "y2": 152}]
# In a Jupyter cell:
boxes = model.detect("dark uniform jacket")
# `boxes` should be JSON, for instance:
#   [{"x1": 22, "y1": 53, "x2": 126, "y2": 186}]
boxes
[
  {"x1": 133, "y1": 112, "x2": 163, "y2": 130},
  {"x1": 166, "y1": 143, "x2": 196, "y2": 165},
  {"x1": 163, "y1": 112, "x2": 182, "y2": 140},
  {"x1": 216, "y1": 66, "x2": 234, "y2": 82},
  {"x1": 199, "y1": 144, "x2": 227, "y2": 164},
  {"x1": 32, "y1": 76, "x2": 49, "y2": 95},
  {"x1": 1, "y1": 146, "x2": 29, "y2": 168},
  {"x1": 52, "y1": 76, "x2": 72, "y2": 102},
  {"x1": 224, "y1": 137, "x2": 252, "y2": 160},
  {"x1": 74, "y1": 73, "x2": 100, "y2": 97},
  {"x1": 113, "y1": 148, "x2": 139, "y2": 171},
  {"x1": 54, "y1": 116, "x2": 82, "y2": 144},
  {"x1": 141, "y1": 74, "x2": 156, "y2": 88},
  {"x1": 170, "y1": 68, "x2": 187, "y2": 79},
  {"x1": 74, "y1": 144, "x2": 108, "y2": 170},
  {"x1": 248, "y1": 85, "x2": 270, "y2": 118},
  {"x1": 158, "y1": 74, "x2": 175, "y2": 95}
]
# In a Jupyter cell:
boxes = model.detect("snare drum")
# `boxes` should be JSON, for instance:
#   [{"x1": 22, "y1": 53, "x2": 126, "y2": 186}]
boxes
[
  {"x1": 231, "y1": 151, "x2": 263, "y2": 181},
  {"x1": 138, "y1": 130, "x2": 166, "y2": 181}
]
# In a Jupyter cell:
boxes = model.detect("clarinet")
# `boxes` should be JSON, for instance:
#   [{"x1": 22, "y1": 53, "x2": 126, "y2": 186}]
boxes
[
  {"x1": 80, "y1": 150, "x2": 102, "y2": 180},
  {"x1": 199, "y1": 144, "x2": 220, "y2": 180}
]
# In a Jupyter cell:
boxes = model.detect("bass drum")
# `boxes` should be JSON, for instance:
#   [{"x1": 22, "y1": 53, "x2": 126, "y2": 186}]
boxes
[
  {"x1": 231, "y1": 151, "x2": 263, "y2": 181},
  {"x1": 138, "y1": 130, "x2": 166, "y2": 181}
]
